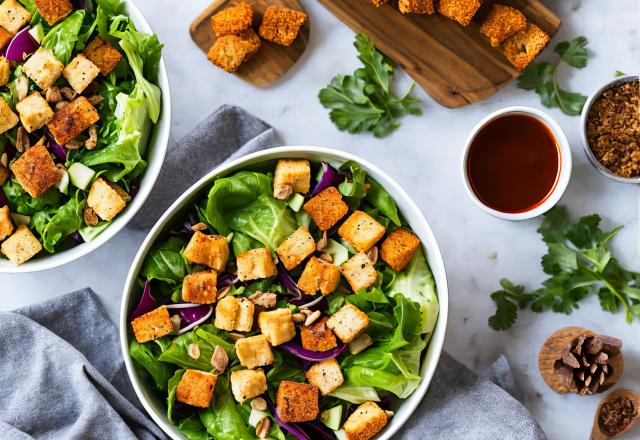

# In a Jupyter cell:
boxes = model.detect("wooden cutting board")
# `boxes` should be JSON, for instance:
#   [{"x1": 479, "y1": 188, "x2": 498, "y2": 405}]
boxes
[{"x1": 317, "y1": 0, "x2": 561, "y2": 108}]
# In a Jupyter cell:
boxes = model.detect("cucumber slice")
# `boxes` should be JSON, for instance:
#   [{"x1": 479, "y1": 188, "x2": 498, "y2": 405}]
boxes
[
  {"x1": 56, "y1": 169, "x2": 69, "y2": 195},
  {"x1": 320, "y1": 406, "x2": 342, "y2": 431},
  {"x1": 68, "y1": 163, "x2": 95, "y2": 190},
  {"x1": 295, "y1": 210, "x2": 311, "y2": 229},
  {"x1": 28, "y1": 23, "x2": 44, "y2": 43},
  {"x1": 248, "y1": 408, "x2": 269, "y2": 427},
  {"x1": 324, "y1": 239, "x2": 349, "y2": 266},
  {"x1": 288, "y1": 193, "x2": 305, "y2": 212},
  {"x1": 10, "y1": 213, "x2": 30, "y2": 226},
  {"x1": 334, "y1": 430, "x2": 347, "y2": 440}
]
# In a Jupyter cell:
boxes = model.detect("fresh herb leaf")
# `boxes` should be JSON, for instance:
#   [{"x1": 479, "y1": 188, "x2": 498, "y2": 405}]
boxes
[
  {"x1": 555, "y1": 36, "x2": 588, "y2": 68},
  {"x1": 614, "y1": 70, "x2": 626, "y2": 78}
]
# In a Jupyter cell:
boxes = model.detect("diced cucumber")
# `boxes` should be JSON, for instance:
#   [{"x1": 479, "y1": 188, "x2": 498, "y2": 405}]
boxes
[
  {"x1": 339, "y1": 239, "x2": 357, "y2": 255},
  {"x1": 28, "y1": 23, "x2": 44, "y2": 43},
  {"x1": 334, "y1": 429, "x2": 347, "y2": 440},
  {"x1": 324, "y1": 239, "x2": 349, "y2": 266},
  {"x1": 68, "y1": 163, "x2": 95, "y2": 190},
  {"x1": 320, "y1": 406, "x2": 342, "y2": 431},
  {"x1": 295, "y1": 210, "x2": 311, "y2": 229},
  {"x1": 56, "y1": 168, "x2": 69, "y2": 195},
  {"x1": 248, "y1": 408, "x2": 269, "y2": 427},
  {"x1": 10, "y1": 213, "x2": 30, "y2": 226},
  {"x1": 288, "y1": 193, "x2": 305, "y2": 212},
  {"x1": 79, "y1": 222, "x2": 111, "y2": 242}
]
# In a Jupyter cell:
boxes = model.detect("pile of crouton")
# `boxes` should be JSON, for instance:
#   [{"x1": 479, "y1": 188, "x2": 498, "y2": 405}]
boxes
[
  {"x1": 207, "y1": 1, "x2": 308, "y2": 73},
  {"x1": 372, "y1": 0, "x2": 550, "y2": 71}
]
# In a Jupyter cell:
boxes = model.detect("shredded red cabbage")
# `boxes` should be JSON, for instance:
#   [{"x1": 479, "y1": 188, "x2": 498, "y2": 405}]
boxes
[
  {"x1": 5, "y1": 27, "x2": 39, "y2": 61},
  {"x1": 297, "y1": 421, "x2": 336, "y2": 440},
  {"x1": 47, "y1": 136, "x2": 67, "y2": 162},
  {"x1": 131, "y1": 282, "x2": 158, "y2": 320},
  {"x1": 178, "y1": 304, "x2": 212, "y2": 325},
  {"x1": 310, "y1": 162, "x2": 345, "y2": 197},
  {"x1": 291, "y1": 295, "x2": 328, "y2": 312},
  {"x1": 279, "y1": 342, "x2": 346, "y2": 362},
  {"x1": 218, "y1": 272, "x2": 239, "y2": 287},
  {"x1": 69, "y1": 231, "x2": 84, "y2": 243},
  {"x1": 277, "y1": 262, "x2": 302, "y2": 297}
]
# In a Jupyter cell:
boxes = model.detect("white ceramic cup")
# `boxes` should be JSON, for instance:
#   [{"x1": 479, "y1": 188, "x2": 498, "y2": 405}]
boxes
[{"x1": 460, "y1": 106, "x2": 572, "y2": 221}]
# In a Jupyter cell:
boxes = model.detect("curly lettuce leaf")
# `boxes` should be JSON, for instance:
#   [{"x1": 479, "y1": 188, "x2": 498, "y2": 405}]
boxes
[
  {"x1": 41, "y1": 10, "x2": 85, "y2": 64},
  {"x1": 2, "y1": 179, "x2": 61, "y2": 215},
  {"x1": 31, "y1": 192, "x2": 84, "y2": 252}
]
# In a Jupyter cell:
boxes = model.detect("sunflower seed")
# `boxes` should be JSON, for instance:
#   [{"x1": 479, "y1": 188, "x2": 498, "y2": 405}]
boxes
[
  {"x1": 367, "y1": 246, "x2": 379, "y2": 265},
  {"x1": 45, "y1": 86, "x2": 62, "y2": 104},
  {"x1": 83, "y1": 207, "x2": 99, "y2": 226},
  {"x1": 191, "y1": 222, "x2": 208, "y2": 232},
  {"x1": 211, "y1": 345, "x2": 228, "y2": 373},
  {"x1": 292, "y1": 313, "x2": 306, "y2": 324},
  {"x1": 318, "y1": 253, "x2": 333, "y2": 263},
  {"x1": 255, "y1": 417, "x2": 270, "y2": 439},
  {"x1": 85, "y1": 125, "x2": 98, "y2": 150},
  {"x1": 170, "y1": 315, "x2": 181, "y2": 333},
  {"x1": 187, "y1": 343, "x2": 200, "y2": 359},
  {"x1": 317, "y1": 231, "x2": 328, "y2": 251},
  {"x1": 250, "y1": 397, "x2": 267, "y2": 411},
  {"x1": 304, "y1": 310, "x2": 321, "y2": 326},
  {"x1": 16, "y1": 127, "x2": 29, "y2": 152},
  {"x1": 248, "y1": 291, "x2": 277, "y2": 308},
  {"x1": 60, "y1": 87, "x2": 77, "y2": 101}
]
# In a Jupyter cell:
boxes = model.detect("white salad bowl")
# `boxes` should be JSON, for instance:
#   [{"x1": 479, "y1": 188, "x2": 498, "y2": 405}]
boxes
[
  {"x1": 120, "y1": 146, "x2": 449, "y2": 440},
  {"x1": 0, "y1": 0, "x2": 171, "y2": 273}
]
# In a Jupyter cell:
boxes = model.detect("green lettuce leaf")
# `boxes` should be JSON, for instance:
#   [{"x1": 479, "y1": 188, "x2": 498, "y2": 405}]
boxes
[
  {"x1": 199, "y1": 375, "x2": 255, "y2": 440},
  {"x1": 365, "y1": 177, "x2": 401, "y2": 226},
  {"x1": 177, "y1": 416, "x2": 209, "y2": 440},
  {"x1": 41, "y1": 10, "x2": 85, "y2": 64},
  {"x1": 158, "y1": 327, "x2": 236, "y2": 371},
  {"x1": 166, "y1": 369, "x2": 185, "y2": 424},
  {"x1": 130, "y1": 338, "x2": 176, "y2": 391},
  {"x1": 142, "y1": 236, "x2": 188, "y2": 285},
  {"x1": 3, "y1": 179, "x2": 61, "y2": 215},
  {"x1": 31, "y1": 192, "x2": 84, "y2": 252}
]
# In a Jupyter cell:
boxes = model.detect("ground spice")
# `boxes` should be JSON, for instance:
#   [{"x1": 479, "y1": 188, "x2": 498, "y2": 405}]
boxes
[
  {"x1": 586, "y1": 80, "x2": 640, "y2": 178},
  {"x1": 599, "y1": 396, "x2": 637, "y2": 436}
]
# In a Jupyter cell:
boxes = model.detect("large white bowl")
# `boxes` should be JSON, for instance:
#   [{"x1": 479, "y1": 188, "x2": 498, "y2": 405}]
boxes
[
  {"x1": 0, "y1": 0, "x2": 171, "y2": 273},
  {"x1": 120, "y1": 147, "x2": 448, "y2": 440}
]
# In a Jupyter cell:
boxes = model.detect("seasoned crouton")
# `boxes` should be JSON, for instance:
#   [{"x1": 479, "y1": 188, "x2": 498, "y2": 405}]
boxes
[
  {"x1": 0, "y1": 225, "x2": 41, "y2": 265},
  {"x1": 259, "y1": 5, "x2": 307, "y2": 47},
  {"x1": 63, "y1": 54, "x2": 100, "y2": 94},
  {"x1": 230, "y1": 368, "x2": 267, "y2": 403},
  {"x1": 47, "y1": 96, "x2": 100, "y2": 145},
  {"x1": 15, "y1": 92, "x2": 54, "y2": 133},
  {"x1": 276, "y1": 226, "x2": 315, "y2": 270},
  {"x1": 235, "y1": 334, "x2": 274, "y2": 369},
  {"x1": 183, "y1": 232, "x2": 229, "y2": 271},
  {"x1": 437, "y1": 0, "x2": 481, "y2": 26},
  {"x1": 503, "y1": 23, "x2": 550, "y2": 71},
  {"x1": 235, "y1": 298, "x2": 255, "y2": 332},
  {"x1": 182, "y1": 270, "x2": 218, "y2": 304},
  {"x1": 0, "y1": 205, "x2": 13, "y2": 241},
  {"x1": 300, "y1": 316, "x2": 338, "y2": 352},
  {"x1": 273, "y1": 159, "x2": 311, "y2": 199},
  {"x1": 344, "y1": 401, "x2": 388, "y2": 440},
  {"x1": 0, "y1": 96, "x2": 19, "y2": 134},
  {"x1": 10, "y1": 144, "x2": 59, "y2": 197},
  {"x1": 371, "y1": 0, "x2": 390, "y2": 6},
  {"x1": 214, "y1": 296, "x2": 240, "y2": 331},
  {"x1": 87, "y1": 178, "x2": 127, "y2": 221},
  {"x1": 276, "y1": 381, "x2": 319, "y2": 423},
  {"x1": 0, "y1": 56, "x2": 9, "y2": 85},
  {"x1": 131, "y1": 305, "x2": 173, "y2": 343},
  {"x1": 23, "y1": 47, "x2": 64, "y2": 90},
  {"x1": 303, "y1": 186, "x2": 348, "y2": 231},
  {"x1": 211, "y1": 1, "x2": 253, "y2": 37},
  {"x1": 0, "y1": 27, "x2": 11, "y2": 50},
  {"x1": 176, "y1": 369, "x2": 217, "y2": 408},
  {"x1": 34, "y1": 0, "x2": 73, "y2": 25},
  {"x1": 83, "y1": 36, "x2": 123, "y2": 75},
  {"x1": 0, "y1": 0, "x2": 32, "y2": 34},
  {"x1": 326, "y1": 303, "x2": 369, "y2": 344},
  {"x1": 341, "y1": 252, "x2": 377, "y2": 292},
  {"x1": 480, "y1": 4, "x2": 527, "y2": 47},
  {"x1": 207, "y1": 29, "x2": 260, "y2": 73},
  {"x1": 306, "y1": 359, "x2": 344, "y2": 395},
  {"x1": 236, "y1": 247, "x2": 277, "y2": 281},
  {"x1": 398, "y1": 0, "x2": 435, "y2": 14},
  {"x1": 338, "y1": 211, "x2": 385, "y2": 253},
  {"x1": 297, "y1": 256, "x2": 341, "y2": 296},
  {"x1": 380, "y1": 228, "x2": 421, "y2": 272},
  {"x1": 258, "y1": 308, "x2": 296, "y2": 346}
]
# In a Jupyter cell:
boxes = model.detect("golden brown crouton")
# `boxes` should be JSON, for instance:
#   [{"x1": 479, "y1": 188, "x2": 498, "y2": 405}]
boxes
[
  {"x1": 84, "y1": 36, "x2": 123, "y2": 75},
  {"x1": 10, "y1": 144, "x2": 59, "y2": 198},
  {"x1": 183, "y1": 232, "x2": 229, "y2": 271},
  {"x1": 214, "y1": 296, "x2": 254, "y2": 331},
  {"x1": 47, "y1": 96, "x2": 100, "y2": 145},
  {"x1": 273, "y1": 159, "x2": 310, "y2": 199},
  {"x1": 230, "y1": 368, "x2": 267, "y2": 403},
  {"x1": 0, "y1": 56, "x2": 10, "y2": 86},
  {"x1": 437, "y1": 0, "x2": 481, "y2": 26},
  {"x1": 303, "y1": 186, "x2": 349, "y2": 231},
  {"x1": 0, "y1": 225, "x2": 41, "y2": 265},
  {"x1": 182, "y1": 270, "x2": 218, "y2": 304},
  {"x1": 300, "y1": 316, "x2": 338, "y2": 352},
  {"x1": 258, "y1": 5, "x2": 307, "y2": 47},
  {"x1": 371, "y1": 0, "x2": 390, "y2": 6},
  {"x1": 34, "y1": 0, "x2": 73, "y2": 25},
  {"x1": 480, "y1": 4, "x2": 527, "y2": 47},
  {"x1": 338, "y1": 211, "x2": 386, "y2": 253},
  {"x1": 0, "y1": 26, "x2": 12, "y2": 50},
  {"x1": 87, "y1": 178, "x2": 127, "y2": 221},
  {"x1": 0, "y1": 0, "x2": 32, "y2": 34},
  {"x1": 306, "y1": 359, "x2": 344, "y2": 395},
  {"x1": 341, "y1": 252, "x2": 378, "y2": 292},
  {"x1": 380, "y1": 228, "x2": 421, "y2": 272},
  {"x1": 207, "y1": 29, "x2": 260, "y2": 73},
  {"x1": 276, "y1": 226, "x2": 316, "y2": 270},
  {"x1": 297, "y1": 256, "x2": 341, "y2": 296},
  {"x1": 503, "y1": 23, "x2": 550, "y2": 71},
  {"x1": 63, "y1": 54, "x2": 100, "y2": 94},
  {"x1": 258, "y1": 308, "x2": 296, "y2": 346},
  {"x1": 0, "y1": 96, "x2": 19, "y2": 135},
  {"x1": 23, "y1": 47, "x2": 64, "y2": 90},
  {"x1": 398, "y1": 0, "x2": 434, "y2": 14},
  {"x1": 344, "y1": 401, "x2": 388, "y2": 440},
  {"x1": 0, "y1": 205, "x2": 13, "y2": 241},
  {"x1": 236, "y1": 247, "x2": 277, "y2": 281},
  {"x1": 211, "y1": 1, "x2": 253, "y2": 37},
  {"x1": 235, "y1": 334, "x2": 274, "y2": 369},
  {"x1": 326, "y1": 302, "x2": 369, "y2": 344},
  {"x1": 276, "y1": 381, "x2": 319, "y2": 423},
  {"x1": 176, "y1": 369, "x2": 217, "y2": 408},
  {"x1": 131, "y1": 305, "x2": 174, "y2": 343},
  {"x1": 15, "y1": 92, "x2": 54, "y2": 133}
]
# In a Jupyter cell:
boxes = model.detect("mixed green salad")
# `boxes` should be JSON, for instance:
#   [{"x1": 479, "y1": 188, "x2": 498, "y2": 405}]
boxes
[
  {"x1": 128, "y1": 159, "x2": 439, "y2": 440},
  {"x1": 0, "y1": 0, "x2": 162, "y2": 265}
]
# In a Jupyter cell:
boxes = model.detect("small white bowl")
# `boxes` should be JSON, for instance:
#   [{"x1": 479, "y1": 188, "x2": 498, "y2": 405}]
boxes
[
  {"x1": 0, "y1": 0, "x2": 172, "y2": 273},
  {"x1": 460, "y1": 106, "x2": 572, "y2": 221}
]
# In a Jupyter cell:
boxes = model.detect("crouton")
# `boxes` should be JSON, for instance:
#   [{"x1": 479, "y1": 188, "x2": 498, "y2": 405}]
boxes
[
  {"x1": 182, "y1": 270, "x2": 218, "y2": 304},
  {"x1": 130, "y1": 305, "x2": 174, "y2": 343},
  {"x1": 176, "y1": 369, "x2": 217, "y2": 408},
  {"x1": 338, "y1": 211, "x2": 385, "y2": 253},
  {"x1": 276, "y1": 381, "x2": 319, "y2": 423},
  {"x1": 211, "y1": 1, "x2": 253, "y2": 37},
  {"x1": 398, "y1": 0, "x2": 435, "y2": 14},
  {"x1": 15, "y1": 92, "x2": 54, "y2": 133},
  {"x1": 300, "y1": 316, "x2": 338, "y2": 352},
  {"x1": 183, "y1": 232, "x2": 229, "y2": 271},
  {"x1": 380, "y1": 228, "x2": 421, "y2": 272},
  {"x1": 34, "y1": 0, "x2": 73, "y2": 25},
  {"x1": 87, "y1": 178, "x2": 127, "y2": 221},
  {"x1": 0, "y1": 27, "x2": 11, "y2": 50},
  {"x1": 83, "y1": 36, "x2": 123, "y2": 75},
  {"x1": 273, "y1": 159, "x2": 311, "y2": 199},
  {"x1": 63, "y1": 54, "x2": 100, "y2": 94},
  {"x1": 297, "y1": 256, "x2": 341, "y2": 296},
  {"x1": 207, "y1": 29, "x2": 260, "y2": 73},
  {"x1": 0, "y1": 225, "x2": 41, "y2": 265},
  {"x1": 480, "y1": 4, "x2": 527, "y2": 47},
  {"x1": 259, "y1": 5, "x2": 307, "y2": 46},
  {"x1": 344, "y1": 401, "x2": 388, "y2": 440},
  {"x1": 230, "y1": 368, "x2": 267, "y2": 403},
  {"x1": 0, "y1": 96, "x2": 19, "y2": 134},
  {"x1": 437, "y1": 0, "x2": 481, "y2": 26},
  {"x1": 47, "y1": 96, "x2": 100, "y2": 145},
  {"x1": 0, "y1": 56, "x2": 9, "y2": 85},
  {"x1": 0, "y1": 164, "x2": 8, "y2": 185},
  {"x1": 306, "y1": 359, "x2": 344, "y2": 395},
  {"x1": 276, "y1": 226, "x2": 315, "y2": 270},
  {"x1": 235, "y1": 298, "x2": 255, "y2": 332},
  {"x1": 303, "y1": 186, "x2": 348, "y2": 231},
  {"x1": 326, "y1": 303, "x2": 369, "y2": 344},
  {"x1": 214, "y1": 296, "x2": 240, "y2": 331},
  {"x1": 10, "y1": 144, "x2": 59, "y2": 198},
  {"x1": 0, "y1": 0, "x2": 32, "y2": 34},
  {"x1": 503, "y1": 23, "x2": 550, "y2": 71},
  {"x1": 258, "y1": 308, "x2": 296, "y2": 346},
  {"x1": 236, "y1": 247, "x2": 277, "y2": 281},
  {"x1": 341, "y1": 252, "x2": 377, "y2": 292},
  {"x1": 0, "y1": 205, "x2": 13, "y2": 241},
  {"x1": 23, "y1": 47, "x2": 64, "y2": 90},
  {"x1": 235, "y1": 334, "x2": 274, "y2": 369},
  {"x1": 371, "y1": 0, "x2": 390, "y2": 5}
]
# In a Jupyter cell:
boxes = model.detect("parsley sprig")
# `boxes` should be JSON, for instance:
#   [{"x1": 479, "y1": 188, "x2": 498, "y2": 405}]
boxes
[{"x1": 489, "y1": 207, "x2": 640, "y2": 331}]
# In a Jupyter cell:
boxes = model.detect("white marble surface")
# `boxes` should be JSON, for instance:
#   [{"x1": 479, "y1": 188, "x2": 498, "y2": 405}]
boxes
[{"x1": 3, "y1": 0, "x2": 640, "y2": 438}]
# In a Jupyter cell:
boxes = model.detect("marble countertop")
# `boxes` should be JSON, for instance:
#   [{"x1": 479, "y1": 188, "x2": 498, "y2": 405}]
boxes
[{"x1": 3, "y1": 0, "x2": 640, "y2": 438}]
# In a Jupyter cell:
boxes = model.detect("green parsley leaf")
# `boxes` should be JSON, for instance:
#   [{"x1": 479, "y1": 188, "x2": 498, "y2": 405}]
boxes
[
  {"x1": 614, "y1": 70, "x2": 626, "y2": 77},
  {"x1": 555, "y1": 36, "x2": 588, "y2": 68}
]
